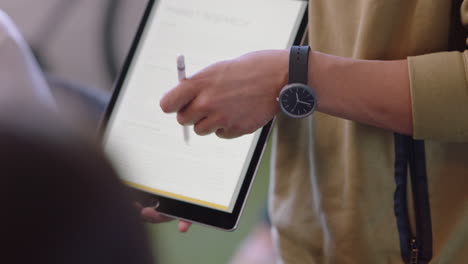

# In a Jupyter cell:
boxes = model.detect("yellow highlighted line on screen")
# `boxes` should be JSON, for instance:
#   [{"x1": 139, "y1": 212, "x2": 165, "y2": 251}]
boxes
[{"x1": 125, "y1": 181, "x2": 229, "y2": 211}]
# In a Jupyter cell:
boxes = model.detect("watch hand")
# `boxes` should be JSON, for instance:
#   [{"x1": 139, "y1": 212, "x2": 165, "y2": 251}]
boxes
[
  {"x1": 298, "y1": 101, "x2": 311, "y2": 106},
  {"x1": 292, "y1": 101, "x2": 299, "y2": 112}
]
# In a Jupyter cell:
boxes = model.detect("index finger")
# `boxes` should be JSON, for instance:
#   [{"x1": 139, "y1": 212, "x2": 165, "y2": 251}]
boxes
[
  {"x1": 141, "y1": 207, "x2": 173, "y2": 223},
  {"x1": 160, "y1": 80, "x2": 198, "y2": 113}
]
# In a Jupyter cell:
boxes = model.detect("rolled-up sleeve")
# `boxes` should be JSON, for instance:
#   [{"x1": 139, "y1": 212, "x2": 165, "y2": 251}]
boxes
[
  {"x1": 407, "y1": 0, "x2": 468, "y2": 142},
  {"x1": 408, "y1": 50, "x2": 468, "y2": 142}
]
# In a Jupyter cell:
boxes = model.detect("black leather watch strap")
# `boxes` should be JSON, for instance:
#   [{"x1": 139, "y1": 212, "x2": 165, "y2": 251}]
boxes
[{"x1": 288, "y1": 46, "x2": 310, "y2": 84}]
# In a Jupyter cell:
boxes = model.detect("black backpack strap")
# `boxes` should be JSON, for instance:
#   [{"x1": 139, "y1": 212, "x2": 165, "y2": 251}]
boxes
[
  {"x1": 393, "y1": 134, "x2": 432, "y2": 264},
  {"x1": 409, "y1": 139, "x2": 433, "y2": 263},
  {"x1": 393, "y1": 133, "x2": 412, "y2": 262}
]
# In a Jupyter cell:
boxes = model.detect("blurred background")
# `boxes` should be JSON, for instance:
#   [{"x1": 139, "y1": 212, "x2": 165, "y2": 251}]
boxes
[
  {"x1": 0, "y1": 0, "x2": 143, "y2": 90},
  {"x1": 0, "y1": 0, "x2": 273, "y2": 263}
]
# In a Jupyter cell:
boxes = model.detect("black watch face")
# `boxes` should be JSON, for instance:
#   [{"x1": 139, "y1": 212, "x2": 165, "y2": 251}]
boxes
[{"x1": 279, "y1": 84, "x2": 316, "y2": 118}]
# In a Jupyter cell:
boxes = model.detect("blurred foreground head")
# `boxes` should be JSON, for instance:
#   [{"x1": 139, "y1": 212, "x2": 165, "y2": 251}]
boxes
[{"x1": 0, "y1": 102, "x2": 154, "y2": 264}]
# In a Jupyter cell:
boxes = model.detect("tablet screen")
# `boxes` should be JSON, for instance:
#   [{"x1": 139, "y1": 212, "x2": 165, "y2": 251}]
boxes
[{"x1": 104, "y1": 0, "x2": 306, "y2": 213}]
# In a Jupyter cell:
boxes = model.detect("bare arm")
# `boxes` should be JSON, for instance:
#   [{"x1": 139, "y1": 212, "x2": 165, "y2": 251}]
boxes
[
  {"x1": 309, "y1": 51, "x2": 412, "y2": 135},
  {"x1": 160, "y1": 49, "x2": 412, "y2": 138}
]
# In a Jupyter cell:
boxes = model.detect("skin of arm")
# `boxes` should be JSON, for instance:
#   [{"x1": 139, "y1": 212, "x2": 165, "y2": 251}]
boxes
[
  {"x1": 310, "y1": 50, "x2": 412, "y2": 135},
  {"x1": 160, "y1": 49, "x2": 413, "y2": 138}
]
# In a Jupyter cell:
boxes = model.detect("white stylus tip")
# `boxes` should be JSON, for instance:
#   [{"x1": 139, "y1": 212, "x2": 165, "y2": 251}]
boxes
[
  {"x1": 177, "y1": 55, "x2": 185, "y2": 69},
  {"x1": 184, "y1": 127, "x2": 190, "y2": 145}
]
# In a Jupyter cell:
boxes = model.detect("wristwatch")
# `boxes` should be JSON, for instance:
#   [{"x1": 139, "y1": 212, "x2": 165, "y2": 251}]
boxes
[{"x1": 277, "y1": 46, "x2": 317, "y2": 118}]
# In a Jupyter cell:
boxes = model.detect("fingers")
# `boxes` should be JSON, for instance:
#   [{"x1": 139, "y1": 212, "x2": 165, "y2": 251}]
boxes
[
  {"x1": 140, "y1": 207, "x2": 192, "y2": 233},
  {"x1": 178, "y1": 221, "x2": 192, "y2": 233},
  {"x1": 176, "y1": 96, "x2": 211, "y2": 126},
  {"x1": 141, "y1": 207, "x2": 173, "y2": 223},
  {"x1": 160, "y1": 80, "x2": 199, "y2": 113},
  {"x1": 216, "y1": 128, "x2": 241, "y2": 139},
  {"x1": 193, "y1": 115, "x2": 254, "y2": 138},
  {"x1": 177, "y1": 96, "x2": 228, "y2": 135},
  {"x1": 193, "y1": 116, "x2": 224, "y2": 136}
]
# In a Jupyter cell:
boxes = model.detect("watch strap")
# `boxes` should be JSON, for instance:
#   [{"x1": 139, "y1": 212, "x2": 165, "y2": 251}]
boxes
[{"x1": 288, "y1": 46, "x2": 310, "y2": 84}]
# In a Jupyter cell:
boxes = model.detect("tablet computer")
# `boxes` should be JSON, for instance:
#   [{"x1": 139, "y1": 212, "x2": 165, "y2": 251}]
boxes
[{"x1": 101, "y1": 0, "x2": 308, "y2": 231}]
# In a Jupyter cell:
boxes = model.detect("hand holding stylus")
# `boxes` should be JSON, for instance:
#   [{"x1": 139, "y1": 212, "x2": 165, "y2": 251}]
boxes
[{"x1": 161, "y1": 50, "x2": 287, "y2": 139}]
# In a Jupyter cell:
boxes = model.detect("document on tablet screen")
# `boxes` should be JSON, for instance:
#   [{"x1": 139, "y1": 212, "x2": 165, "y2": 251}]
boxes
[{"x1": 104, "y1": 0, "x2": 306, "y2": 213}]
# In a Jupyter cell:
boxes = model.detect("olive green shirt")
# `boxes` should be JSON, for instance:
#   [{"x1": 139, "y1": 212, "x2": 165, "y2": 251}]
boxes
[{"x1": 270, "y1": 0, "x2": 468, "y2": 263}]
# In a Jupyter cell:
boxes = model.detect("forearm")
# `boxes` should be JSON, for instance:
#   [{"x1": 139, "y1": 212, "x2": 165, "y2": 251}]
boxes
[
  {"x1": 161, "y1": 49, "x2": 414, "y2": 139},
  {"x1": 308, "y1": 51, "x2": 412, "y2": 135}
]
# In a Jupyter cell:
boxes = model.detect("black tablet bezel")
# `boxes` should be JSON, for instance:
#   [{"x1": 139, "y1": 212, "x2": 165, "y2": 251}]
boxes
[{"x1": 100, "y1": 0, "x2": 309, "y2": 231}]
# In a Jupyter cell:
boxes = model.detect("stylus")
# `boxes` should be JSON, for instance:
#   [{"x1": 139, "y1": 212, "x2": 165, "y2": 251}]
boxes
[{"x1": 177, "y1": 55, "x2": 190, "y2": 145}]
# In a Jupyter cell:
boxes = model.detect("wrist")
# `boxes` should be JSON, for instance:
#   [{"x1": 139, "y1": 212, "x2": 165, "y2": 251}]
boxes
[
  {"x1": 277, "y1": 46, "x2": 317, "y2": 118},
  {"x1": 275, "y1": 49, "x2": 290, "y2": 93},
  {"x1": 308, "y1": 50, "x2": 330, "y2": 113},
  {"x1": 271, "y1": 49, "x2": 289, "y2": 114}
]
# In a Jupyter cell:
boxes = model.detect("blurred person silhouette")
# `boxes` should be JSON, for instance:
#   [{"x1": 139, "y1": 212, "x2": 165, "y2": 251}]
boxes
[
  {"x1": 0, "y1": 5, "x2": 173, "y2": 243},
  {"x1": 0, "y1": 102, "x2": 155, "y2": 264},
  {"x1": 0, "y1": 9, "x2": 161, "y2": 264}
]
